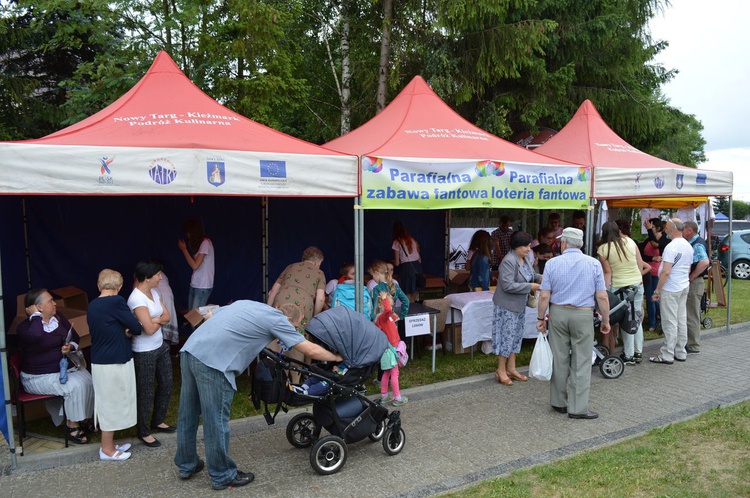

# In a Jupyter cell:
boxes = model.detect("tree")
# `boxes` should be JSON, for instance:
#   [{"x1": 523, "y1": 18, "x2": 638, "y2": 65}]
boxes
[{"x1": 0, "y1": 0, "x2": 128, "y2": 139}]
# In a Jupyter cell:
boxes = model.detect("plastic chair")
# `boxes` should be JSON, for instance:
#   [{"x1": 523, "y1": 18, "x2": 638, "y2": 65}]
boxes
[
  {"x1": 7, "y1": 353, "x2": 68, "y2": 455},
  {"x1": 422, "y1": 298, "x2": 450, "y2": 353}
]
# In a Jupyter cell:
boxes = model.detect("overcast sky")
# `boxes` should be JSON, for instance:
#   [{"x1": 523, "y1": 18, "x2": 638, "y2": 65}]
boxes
[{"x1": 648, "y1": 0, "x2": 750, "y2": 201}]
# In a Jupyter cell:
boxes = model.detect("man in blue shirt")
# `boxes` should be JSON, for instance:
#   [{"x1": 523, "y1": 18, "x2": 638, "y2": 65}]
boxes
[
  {"x1": 174, "y1": 301, "x2": 342, "y2": 490},
  {"x1": 537, "y1": 227, "x2": 610, "y2": 420},
  {"x1": 683, "y1": 221, "x2": 710, "y2": 354}
]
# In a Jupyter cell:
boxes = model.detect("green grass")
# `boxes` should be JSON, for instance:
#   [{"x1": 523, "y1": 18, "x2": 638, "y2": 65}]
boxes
[
  {"x1": 17, "y1": 279, "x2": 750, "y2": 444},
  {"x1": 442, "y1": 400, "x2": 750, "y2": 497}
]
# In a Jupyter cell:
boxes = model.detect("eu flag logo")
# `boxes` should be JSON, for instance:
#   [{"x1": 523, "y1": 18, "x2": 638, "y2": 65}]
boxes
[{"x1": 260, "y1": 160, "x2": 287, "y2": 178}]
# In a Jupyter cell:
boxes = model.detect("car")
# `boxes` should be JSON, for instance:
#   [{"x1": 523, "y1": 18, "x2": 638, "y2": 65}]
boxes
[
  {"x1": 711, "y1": 220, "x2": 750, "y2": 240},
  {"x1": 717, "y1": 229, "x2": 750, "y2": 280}
]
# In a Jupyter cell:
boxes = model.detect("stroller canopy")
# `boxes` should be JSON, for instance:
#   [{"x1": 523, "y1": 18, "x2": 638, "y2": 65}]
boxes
[{"x1": 305, "y1": 307, "x2": 388, "y2": 368}]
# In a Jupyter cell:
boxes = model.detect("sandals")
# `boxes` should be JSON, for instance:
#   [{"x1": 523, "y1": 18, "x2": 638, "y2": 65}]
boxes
[
  {"x1": 508, "y1": 371, "x2": 528, "y2": 382},
  {"x1": 66, "y1": 426, "x2": 88, "y2": 444},
  {"x1": 649, "y1": 356, "x2": 674, "y2": 365}
]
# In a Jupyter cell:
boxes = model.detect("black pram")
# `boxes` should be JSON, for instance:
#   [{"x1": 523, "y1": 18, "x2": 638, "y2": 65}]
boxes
[{"x1": 251, "y1": 306, "x2": 406, "y2": 475}]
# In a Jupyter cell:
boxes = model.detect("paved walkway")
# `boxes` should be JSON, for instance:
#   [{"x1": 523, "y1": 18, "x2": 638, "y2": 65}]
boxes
[{"x1": 2, "y1": 324, "x2": 749, "y2": 497}]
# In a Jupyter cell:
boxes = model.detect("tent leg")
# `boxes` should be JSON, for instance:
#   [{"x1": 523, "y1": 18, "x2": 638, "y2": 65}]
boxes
[{"x1": 1, "y1": 247, "x2": 20, "y2": 469}]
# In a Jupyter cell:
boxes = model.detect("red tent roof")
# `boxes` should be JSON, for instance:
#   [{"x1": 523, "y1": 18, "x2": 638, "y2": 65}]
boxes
[
  {"x1": 534, "y1": 99, "x2": 692, "y2": 170},
  {"x1": 34, "y1": 51, "x2": 344, "y2": 156},
  {"x1": 324, "y1": 76, "x2": 571, "y2": 165}
]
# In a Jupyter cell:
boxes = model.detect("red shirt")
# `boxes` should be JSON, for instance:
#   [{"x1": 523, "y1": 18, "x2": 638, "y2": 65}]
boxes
[{"x1": 374, "y1": 299, "x2": 399, "y2": 346}]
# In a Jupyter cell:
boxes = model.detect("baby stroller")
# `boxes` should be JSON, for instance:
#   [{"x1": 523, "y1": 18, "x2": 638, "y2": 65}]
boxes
[
  {"x1": 592, "y1": 287, "x2": 638, "y2": 379},
  {"x1": 251, "y1": 306, "x2": 405, "y2": 475}
]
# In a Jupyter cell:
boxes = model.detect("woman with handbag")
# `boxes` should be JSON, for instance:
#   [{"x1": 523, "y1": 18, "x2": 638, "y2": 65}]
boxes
[
  {"x1": 491, "y1": 232, "x2": 541, "y2": 386},
  {"x1": 392, "y1": 221, "x2": 422, "y2": 302}
]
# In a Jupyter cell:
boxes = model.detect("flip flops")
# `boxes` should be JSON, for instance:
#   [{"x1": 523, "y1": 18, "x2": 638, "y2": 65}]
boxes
[{"x1": 649, "y1": 356, "x2": 674, "y2": 365}]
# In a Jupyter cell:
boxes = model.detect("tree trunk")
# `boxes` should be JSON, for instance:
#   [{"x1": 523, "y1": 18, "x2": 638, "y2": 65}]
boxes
[
  {"x1": 340, "y1": 1, "x2": 351, "y2": 135},
  {"x1": 376, "y1": 0, "x2": 393, "y2": 114}
]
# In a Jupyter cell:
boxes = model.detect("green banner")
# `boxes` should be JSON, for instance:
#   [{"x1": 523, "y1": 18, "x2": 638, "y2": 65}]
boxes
[{"x1": 361, "y1": 157, "x2": 590, "y2": 210}]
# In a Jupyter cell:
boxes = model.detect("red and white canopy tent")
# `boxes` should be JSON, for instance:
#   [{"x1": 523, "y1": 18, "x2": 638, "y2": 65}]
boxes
[
  {"x1": 0, "y1": 51, "x2": 358, "y2": 196},
  {"x1": 0, "y1": 51, "x2": 358, "y2": 467},
  {"x1": 324, "y1": 75, "x2": 590, "y2": 211},
  {"x1": 535, "y1": 99, "x2": 733, "y2": 200},
  {"x1": 535, "y1": 99, "x2": 734, "y2": 329},
  {"x1": 323, "y1": 76, "x2": 592, "y2": 352}
]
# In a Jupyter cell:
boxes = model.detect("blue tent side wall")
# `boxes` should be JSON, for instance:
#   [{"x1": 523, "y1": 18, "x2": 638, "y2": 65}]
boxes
[{"x1": 2, "y1": 196, "x2": 445, "y2": 328}]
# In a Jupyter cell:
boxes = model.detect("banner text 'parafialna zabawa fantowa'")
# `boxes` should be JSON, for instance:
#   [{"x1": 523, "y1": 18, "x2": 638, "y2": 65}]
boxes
[{"x1": 361, "y1": 157, "x2": 590, "y2": 210}]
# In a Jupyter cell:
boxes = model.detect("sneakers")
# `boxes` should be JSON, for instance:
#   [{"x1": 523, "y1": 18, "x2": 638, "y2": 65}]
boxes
[
  {"x1": 372, "y1": 379, "x2": 381, "y2": 387},
  {"x1": 391, "y1": 396, "x2": 409, "y2": 407},
  {"x1": 179, "y1": 459, "x2": 205, "y2": 480},
  {"x1": 685, "y1": 347, "x2": 700, "y2": 355},
  {"x1": 620, "y1": 353, "x2": 636, "y2": 366},
  {"x1": 212, "y1": 470, "x2": 255, "y2": 490},
  {"x1": 633, "y1": 352, "x2": 643, "y2": 364},
  {"x1": 379, "y1": 394, "x2": 393, "y2": 404}
]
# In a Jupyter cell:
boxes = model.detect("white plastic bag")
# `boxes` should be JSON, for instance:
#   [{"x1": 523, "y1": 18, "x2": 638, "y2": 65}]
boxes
[{"x1": 529, "y1": 332, "x2": 553, "y2": 381}]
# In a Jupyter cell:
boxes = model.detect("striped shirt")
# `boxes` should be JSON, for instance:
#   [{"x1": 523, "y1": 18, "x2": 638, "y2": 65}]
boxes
[{"x1": 540, "y1": 248, "x2": 606, "y2": 308}]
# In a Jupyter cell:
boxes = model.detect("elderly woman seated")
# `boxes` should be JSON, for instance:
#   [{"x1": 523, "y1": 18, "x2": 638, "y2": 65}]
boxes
[{"x1": 16, "y1": 288, "x2": 95, "y2": 444}]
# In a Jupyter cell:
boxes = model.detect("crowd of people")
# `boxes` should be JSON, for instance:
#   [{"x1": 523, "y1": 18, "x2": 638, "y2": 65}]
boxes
[
  {"x1": 13, "y1": 211, "x2": 710, "y2": 488},
  {"x1": 477, "y1": 210, "x2": 709, "y2": 420}
]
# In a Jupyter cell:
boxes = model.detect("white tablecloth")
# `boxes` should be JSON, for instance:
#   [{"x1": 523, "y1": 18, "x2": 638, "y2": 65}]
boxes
[{"x1": 446, "y1": 291, "x2": 541, "y2": 349}]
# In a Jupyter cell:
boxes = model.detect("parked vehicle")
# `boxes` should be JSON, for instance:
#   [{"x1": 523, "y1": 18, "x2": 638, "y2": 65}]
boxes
[
  {"x1": 711, "y1": 220, "x2": 750, "y2": 240},
  {"x1": 717, "y1": 230, "x2": 750, "y2": 280}
]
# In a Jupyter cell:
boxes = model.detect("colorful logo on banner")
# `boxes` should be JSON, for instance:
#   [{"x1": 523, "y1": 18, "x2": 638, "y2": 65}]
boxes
[
  {"x1": 207, "y1": 160, "x2": 225, "y2": 187},
  {"x1": 361, "y1": 158, "x2": 589, "y2": 209},
  {"x1": 696, "y1": 173, "x2": 707, "y2": 185},
  {"x1": 99, "y1": 156, "x2": 114, "y2": 175},
  {"x1": 653, "y1": 174, "x2": 665, "y2": 190},
  {"x1": 577, "y1": 167, "x2": 588, "y2": 182},
  {"x1": 98, "y1": 156, "x2": 115, "y2": 185},
  {"x1": 676, "y1": 173, "x2": 684, "y2": 190},
  {"x1": 634, "y1": 172, "x2": 642, "y2": 190},
  {"x1": 474, "y1": 160, "x2": 505, "y2": 177},
  {"x1": 148, "y1": 158, "x2": 177, "y2": 185},
  {"x1": 363, "y1": 156, "x2": 383, "y2": 173},
  {"x1": 260, "y1": 160, "x2": 286, "y2": 178}
]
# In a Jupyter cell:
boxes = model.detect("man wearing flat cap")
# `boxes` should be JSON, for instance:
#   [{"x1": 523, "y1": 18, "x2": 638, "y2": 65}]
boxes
[{"x1": 537, "y1": 227, "x2": 610, "y2": 420}]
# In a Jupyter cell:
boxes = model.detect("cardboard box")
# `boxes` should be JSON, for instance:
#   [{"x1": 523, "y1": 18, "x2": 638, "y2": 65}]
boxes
[
  {"x1": 51, "y1": 286, "x2": 89, "y2": 311},
  {"x1": 449, "y1": 269, "x2": 470, "y2": 285},
  {"x1": 184, "y1": 305, "x2": 220, "y2": 328},
  {"x1": 57, "y1": 307, "x2": 90, "y2": 349},
  {"x1": 448, "y1": 323, "x2": 469, "y2": 354}
]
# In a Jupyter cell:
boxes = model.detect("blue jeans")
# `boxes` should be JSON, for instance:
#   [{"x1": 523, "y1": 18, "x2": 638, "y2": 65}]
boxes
[
  {"x1": 644, "y1": 275, "x2": 660, "y2": 328},
  {"x1": 174, "y1": 352, "x2": 237, "y2": 487},
  {"x1": 188, "y1": 287, "x2": 212, "y2": 309}
]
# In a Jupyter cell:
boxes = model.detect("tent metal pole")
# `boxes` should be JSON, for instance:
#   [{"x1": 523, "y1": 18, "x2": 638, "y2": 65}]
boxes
[
  {"x1": 444, "y1": 210, "x2": 450, "y2": 291},
  {"x1": 0, "y1": 248, "x2": 19, "y2": 469},
  {"x1": 262, "y1": 197, "x2": 269, "y2": 302},
  {"x1": 727, "y1": 196, "x2": 733, "y2": 333},
  {"x1": 354, "y1": 197, "x2": 363, "y2": 313},
  {"x1": 22, "y1": 198, "x2": 31, "y2": 289},
  {"x1": 585, "y1": 200, "x2": 596, "y2": 256}
]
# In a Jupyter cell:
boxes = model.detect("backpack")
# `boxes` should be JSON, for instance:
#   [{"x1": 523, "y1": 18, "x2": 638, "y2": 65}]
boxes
[{"x1": 331, "y1": 283, "x2": 374, "y2": 320}]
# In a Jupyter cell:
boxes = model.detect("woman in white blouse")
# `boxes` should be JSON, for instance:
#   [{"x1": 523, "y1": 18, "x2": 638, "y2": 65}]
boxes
[{"x1": 127, "y1": 259, "x2": 175, "y2": 447}]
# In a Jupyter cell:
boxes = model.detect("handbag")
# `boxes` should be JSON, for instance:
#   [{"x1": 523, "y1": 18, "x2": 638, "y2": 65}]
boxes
[
  {"x1": 529, "y1": 332, "x2": 553, "y2": 381},
  {"x1": 526, "y1": 290, "x2": 538, "y2": 308}
]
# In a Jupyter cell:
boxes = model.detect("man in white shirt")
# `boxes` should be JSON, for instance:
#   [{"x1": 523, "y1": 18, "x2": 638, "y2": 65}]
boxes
[{"x1": 650, "y1": 218, "x2": 693, "y2": 364}]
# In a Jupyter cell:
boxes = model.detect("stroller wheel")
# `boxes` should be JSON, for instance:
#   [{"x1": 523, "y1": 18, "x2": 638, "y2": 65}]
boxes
[
  {"x1": 310, "y1": 435, "x2": 347, "y2": 475},
  {"x1": 368, "y1": 418, "x2": 387, "y2": 442},
  {"x1": 702, "y1": 317, "x2": 713, "y2": 329},
  {"x1": 382, "y1": 427, "x2": 406, "y2": 455},
  {"x1": 286, "y1": 413, "x2": 318, "y2": 449},
  {"x1": 595, "y1": 344, "x2": 610, "y2": 356},
  {"x1": 599, "y1": 355, "x2": 624, "y2": 379}
]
